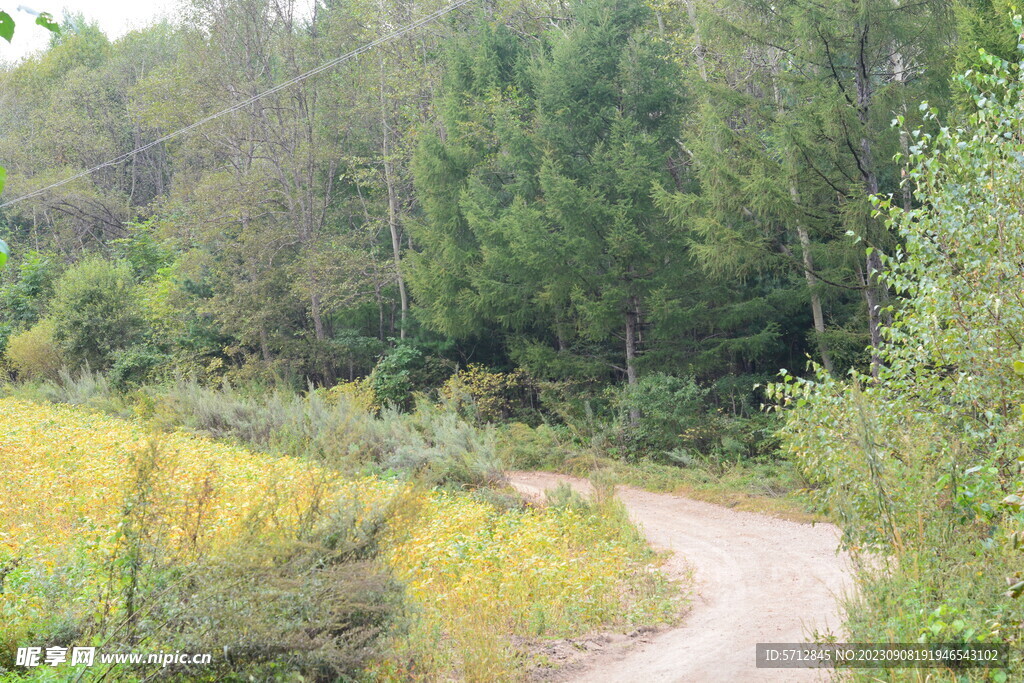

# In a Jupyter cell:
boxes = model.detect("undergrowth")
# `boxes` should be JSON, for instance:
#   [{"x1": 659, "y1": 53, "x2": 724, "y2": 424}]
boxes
[{"x1": 0, "y1": 396, "x2": 682, "y2": 681}]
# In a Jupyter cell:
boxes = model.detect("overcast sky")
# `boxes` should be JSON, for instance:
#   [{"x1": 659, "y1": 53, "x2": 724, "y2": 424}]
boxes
[{"x1": 1, "y1": 1, "x2": 177, "y2": 62}]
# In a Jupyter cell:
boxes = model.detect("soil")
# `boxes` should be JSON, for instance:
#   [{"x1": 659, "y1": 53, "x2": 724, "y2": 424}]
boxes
[{"x1": 508, "y1": 471, "x2": 852, "y2": 682}]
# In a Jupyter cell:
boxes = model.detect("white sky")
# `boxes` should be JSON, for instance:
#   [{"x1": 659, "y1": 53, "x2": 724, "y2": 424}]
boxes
[{"x1": 1, "y1": 1, "x2": 177, "y2": 62}]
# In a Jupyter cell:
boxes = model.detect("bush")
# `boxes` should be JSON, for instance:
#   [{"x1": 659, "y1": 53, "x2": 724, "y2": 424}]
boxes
[
  {"x1": 147, "y1": 379, "x2": 504, "y2": 487},
  {"x1": 138, "y1": 495, "x2": 405, "y2": 681},
  {"x1": 496, "y1": 422, "x2": 566, "y2": 469},
  {"x1": 618, "y1": 373, "x2": 708, "y2": 454},
  {"x1": 440, "y1": 364, "x2": 538, "y2": 423},
  {"x1": 109, "y1": 343, "x2": 169, "y2": 389},
  {"x1": 369, "y1": 344, "x2": 422, "y2": 410},
  {"x1": 48, "y1": 256, "x2": 147, "y2": 370},
  {"x1": 4, "y1": 319, "x2": 64, "y2": 380},
  {"x1": 770, "y1": 41, "x2": 1024, "y2": 678},
  {"x1": 0, "y1": 250, "x2": 58, "y2": 329}
]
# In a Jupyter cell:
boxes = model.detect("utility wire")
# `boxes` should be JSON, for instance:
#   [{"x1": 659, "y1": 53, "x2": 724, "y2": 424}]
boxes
[{"x1": 0, "y1": 0, "x2": 476, "y2": 210}]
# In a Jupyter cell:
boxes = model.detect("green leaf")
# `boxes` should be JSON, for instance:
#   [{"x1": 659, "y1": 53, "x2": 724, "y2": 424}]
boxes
[
  {"x1": 1014, "y1": 360, "x2": 1024, "y2": 376},
  {"x1": 1001, "y1": 494, "x2": 1023, "y2": 508},
  {"x1": 35, "y1": 13, "x2": 59, "y2": 33},
  {"x1": 0, "y1": 239, "x2": 8, "y2": 271},
  {"x1": 0, "y1": 12, "x2": 14, "y2": 43},
  {"x1": 0, "y1": 165, "x2": 5, "y2": 195}
]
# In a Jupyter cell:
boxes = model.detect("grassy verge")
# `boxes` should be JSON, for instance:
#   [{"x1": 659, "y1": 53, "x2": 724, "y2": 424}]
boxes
[
  {"x1": 495, "y1": 421, "x2": 822, "y2": 523},
  {"x1": 378, "y1": 489, "x2": 680, "y2": 680},
  {"x1": 600, "y1": 459, "x2": 823, "y2": 522}
]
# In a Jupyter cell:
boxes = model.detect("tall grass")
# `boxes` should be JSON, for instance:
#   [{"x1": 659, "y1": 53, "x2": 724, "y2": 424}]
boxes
[
  {"x1": 0, "y1": 398, "x2": 407, "y2": 680},
  {"x1": 2, "y1": 371, "x2": 506, "y2": 488},
  {"x1": 1, "y1": 377, "x2": 684, "y2": 681}
]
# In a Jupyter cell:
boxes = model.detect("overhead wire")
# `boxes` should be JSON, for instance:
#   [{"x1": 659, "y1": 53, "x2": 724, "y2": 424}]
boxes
[{"x1": 0, "y1": 0, "x2": 476, "y2": 210}]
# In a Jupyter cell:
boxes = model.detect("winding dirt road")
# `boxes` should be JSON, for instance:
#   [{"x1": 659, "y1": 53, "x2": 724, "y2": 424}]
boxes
[{"x1": 509, "y1": 471, "x2": 852, "y2": 682}]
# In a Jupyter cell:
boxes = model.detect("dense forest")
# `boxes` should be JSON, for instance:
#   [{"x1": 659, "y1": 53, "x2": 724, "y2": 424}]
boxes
[
  {"x1": 4, "y1": 0, "x2": 1024, "y2": 679},
  {"x1": 0, "y1": 0, "x2": 1012, "y2": 444}
]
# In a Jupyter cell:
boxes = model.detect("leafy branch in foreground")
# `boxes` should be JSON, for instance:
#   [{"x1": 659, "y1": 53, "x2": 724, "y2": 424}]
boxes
[{"x1": 769, "y1": 18, "x2": 1024, "y2": 678}]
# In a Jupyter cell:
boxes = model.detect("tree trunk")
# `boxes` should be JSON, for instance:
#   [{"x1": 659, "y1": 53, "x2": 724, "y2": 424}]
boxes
[
  {"x1": 310, "y1": 290, "x2": 325, "y2": 341},
  {"x1": 891, "y1": 48, "x2": 914, "y2": 212},
  {"x1": 625, "y1": 298, "x2": 640, "y2": 427},
  {"x1": 855, "y1": 17, "x2": 885, "y2": 378},
  {"x1": 791, "y1": 184, "x2": 835, "y2": 373},
  {"x1": 259, "y1": 325, "x2": 272, "y2": 363},
  {"x1": 683, "y1": 0, "x2": 708, "y2": 82},
  {"x1": 864, "y1": 250, "x2": 885, "y2": 376},
  {"x1": 381, "y1": 61, "x2": 408, "y2": 339}
]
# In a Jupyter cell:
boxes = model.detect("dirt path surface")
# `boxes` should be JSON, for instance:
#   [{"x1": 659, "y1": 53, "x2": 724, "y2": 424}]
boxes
[{"x1": 509, "y1": 471, "x2": 852, "y2": 683}]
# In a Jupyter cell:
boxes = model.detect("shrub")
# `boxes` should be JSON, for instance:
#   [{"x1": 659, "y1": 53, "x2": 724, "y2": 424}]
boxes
[
  {"x1": 136, "y1": 495, "x2": 406, "y2": 681},
  {"x1": 4, "y1": 319, "x2": 64, "y2": 381},
  {"x1": 0, "y1": 250, "x2": 58, "y2": 329},
  {"x1": 769, "y1": 40, "x2": 1024, "y2": 678},
  {"x1": 323, "y1": 377, "x2": 377, "y2": 413},
  {"x1": 495, "y1": 422, "x2": 566, "y2": 469},
  {"x1": 109, "y1": 343, "x2": 169, "y2": 389},
  {"x1": 440, "y1": 364, "x2": 538, "y2": 423},
  {"x1": 48, "y1": 256, "x2": 147, "y2": 370},
  {"x1": 369, "y1": 344, "x2": 422, "y2": 410},
  {"x1": 145, "y1": 379, "x2": 504, "y2": 487},
  {"x1": 618, "y1": 373, "x2": 708, "y2": 455},
  {"x1": 372, "y1": 400, "x2": 506, "y2": 488}
]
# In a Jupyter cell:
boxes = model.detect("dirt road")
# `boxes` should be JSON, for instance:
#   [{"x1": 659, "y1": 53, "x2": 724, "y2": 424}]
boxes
[{"x1": 509, "y1": 471, "x2": 851, "y2": 683}]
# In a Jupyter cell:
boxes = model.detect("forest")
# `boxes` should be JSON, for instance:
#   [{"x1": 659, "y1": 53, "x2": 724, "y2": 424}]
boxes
[
  {"x1": 4, "y1": 0, "x2": 1005, "y2": 425},
  {"x1": 2, "y1": 0, "x2": 1024, "y2": 679}
]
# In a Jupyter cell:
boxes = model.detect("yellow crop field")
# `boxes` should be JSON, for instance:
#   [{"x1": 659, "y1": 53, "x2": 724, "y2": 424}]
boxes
[
  {"x1": 0, "y1": 398, "x2": 677, "y2": 680},
  {"x1": 0, "y1": 398, "x2": 390, "y2": 654},
  {"x1": 383, "y1": 494, "x2": 677, "y2": 679},
  {"x1": 0, "y1": 398, "x2": 345, "y2": 559}
]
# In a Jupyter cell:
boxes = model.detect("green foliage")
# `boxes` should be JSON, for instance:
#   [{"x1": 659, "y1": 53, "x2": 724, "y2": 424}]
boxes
[
  {"x1": 618, "y1": 373, "x2": 708, "y2": 454},
  {"x1": 132, "y1": 378, "x2": 502, "y2": 488},
  {"x1": 770, "y1": 32, "x2": 1024, "y2": 675},
  {"x1": 410, "y1": 0, "x2": 690, "y2": 384},
  {"x1": 0, "y1": 250, "x2": 58, "y2": 331},
  {"x1": 0, "y1": 11, "x2": 14, "y2": 43},
  {"x1": 368, "y1": 343, "x2": 423, "y2": 410},
  {"x1": 48, "y1": 256, "x2": 146, "y2": 370},
  {"x1": 0, "y1": 0, "x2": 956, "y2": 461},
  {"x1": 0, "y1": 8, "x2": 58, "y2": 43},
  {"x1": 134, "y1": 493, "x2": 405, "y2": 681},
  {"x1": 4, "y1": 319, "x2": 64, "y2": 381},
  {"x1": 108, "y1": 343, "x2": 169, "y2": 390},
  {"x1": 495, "y1": 421, "x2": 566, "y2": 470},
  {"x1": 112, "y1": 220, "x2": 174, "y2": 280}
]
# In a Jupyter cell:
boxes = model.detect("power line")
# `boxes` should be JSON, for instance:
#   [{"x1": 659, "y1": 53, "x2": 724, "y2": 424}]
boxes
[{"x1": 0, "y1": 0, "x2": 476, "y2": 210}]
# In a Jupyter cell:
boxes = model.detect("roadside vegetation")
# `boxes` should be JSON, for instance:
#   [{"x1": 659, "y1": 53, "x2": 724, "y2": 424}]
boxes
[
  {"x1": 0, "y1": 394, "x2": 679, "y2": 681},
  {"x1": 771, "y1": 37, "x2": 1024, "y2": 681}
]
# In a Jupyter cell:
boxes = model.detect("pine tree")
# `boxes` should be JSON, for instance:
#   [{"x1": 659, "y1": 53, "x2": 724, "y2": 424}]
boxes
[{"x1": 409, "y1": 0, "x2": 689, "y2": 399}]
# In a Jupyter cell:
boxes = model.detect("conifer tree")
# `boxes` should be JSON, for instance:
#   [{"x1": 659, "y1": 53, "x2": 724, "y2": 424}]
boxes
[{"x1": 410, "y1": 0, "x2": 688, "y2": 397}]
